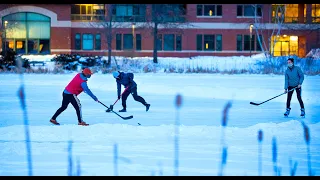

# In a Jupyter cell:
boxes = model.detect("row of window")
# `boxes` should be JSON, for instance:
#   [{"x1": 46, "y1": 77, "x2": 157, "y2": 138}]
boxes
[
  {"x1": 70, "y1": 4, "x2": 320, "y2": 23},
  {"x1": 271, "y1": 4, "x2": 320, "y2": 23},
  {"x1": 197, "y1": 4, "x2": 262, "y2": 17},
  {"x1": 196, "y1": 34, "x2": 262, "y2": 51},
  {"x1": 3, "y1": 39, "x2": 50, "y2": 54},
  {"x1": 73, "y1": 33, "x2": 263, "y2": 52},
  {"x1": 71, "y1": 4, "x2": 263, "y2": 21}
]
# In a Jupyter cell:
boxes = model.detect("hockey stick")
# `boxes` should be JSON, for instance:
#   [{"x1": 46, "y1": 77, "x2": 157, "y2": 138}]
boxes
[
  {"x1": 98, "y1": 101, "x2": 133, "y2": 120},
  {"x1": 106, "y1": 86, "x2": 129, "y2": 112},
  {"x1": 250, "y1": 87, "x2": 297, "y2": 106}
]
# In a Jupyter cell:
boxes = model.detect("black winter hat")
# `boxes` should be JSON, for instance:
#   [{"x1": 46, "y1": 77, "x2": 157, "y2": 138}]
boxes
[{"x1": 288, "y1": 58, "x2": 294, "y2": 63}]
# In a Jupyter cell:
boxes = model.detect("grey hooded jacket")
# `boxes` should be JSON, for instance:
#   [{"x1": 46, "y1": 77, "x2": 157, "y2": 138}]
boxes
[{"x1": 284, "y1": 65, "x2": 304, "y2": 90}]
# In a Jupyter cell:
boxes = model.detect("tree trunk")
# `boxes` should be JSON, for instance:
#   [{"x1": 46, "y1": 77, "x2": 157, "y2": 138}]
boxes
[{"x1": 153, "y1": 22, "x2": 158, "y2": 63}]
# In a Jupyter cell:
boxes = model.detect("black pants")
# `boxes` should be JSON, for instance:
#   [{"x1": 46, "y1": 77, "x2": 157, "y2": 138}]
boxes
[
  {"x1": 52, "y1": 92, "x2": 83, "y2": 123},
  {"x1": 122, "y1": 87, "x2": 147, "y2": 109},
  {"x1": 287, "y1": 86, "x2": 304, "y2": 109}
]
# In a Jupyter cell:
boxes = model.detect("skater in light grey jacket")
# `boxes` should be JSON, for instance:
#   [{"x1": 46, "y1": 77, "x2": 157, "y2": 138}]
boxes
[{"x1": 284, "y1": 58, "x2": 305, "y2": 117}]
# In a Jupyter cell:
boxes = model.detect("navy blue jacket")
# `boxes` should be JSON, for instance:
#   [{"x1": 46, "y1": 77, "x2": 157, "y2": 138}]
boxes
[{"x1": 116, "y1": 72, "x2": 137, "y2": 97}]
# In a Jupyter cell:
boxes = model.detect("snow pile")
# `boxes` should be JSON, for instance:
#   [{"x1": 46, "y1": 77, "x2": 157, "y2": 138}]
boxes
[
  {"x1": 8, "y1": 53, "x2": 320, "y2": 75},
  {"x1": 21, "y1": 53, "x2": 267, "y2": 73}
]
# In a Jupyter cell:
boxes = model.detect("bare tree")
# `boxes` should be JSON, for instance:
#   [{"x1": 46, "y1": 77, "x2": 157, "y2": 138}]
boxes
[
  {"x1": 254, "y1": 4, "x2": 320, "y2": 59},
  {"x1": 253, "y1": 4, "x2": 285, "y2": 58},
  {"x1": 141, "y1": 4, "x2": 193, "y2": 63},
  {"x1": 89, "y1": 4, "x2": 128, "y2": 67}
]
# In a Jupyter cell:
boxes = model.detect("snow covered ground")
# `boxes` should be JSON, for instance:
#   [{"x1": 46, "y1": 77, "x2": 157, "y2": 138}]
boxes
[
  {"x1": 21, "y1": 54, "x2": 267, "y2": 73},
  {"x1": 0, "y1": 73, "x2": 319, "y2": 176}
]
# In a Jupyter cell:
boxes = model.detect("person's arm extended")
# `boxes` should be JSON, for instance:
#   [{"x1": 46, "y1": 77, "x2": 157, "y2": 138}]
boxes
[{"x1": 81, "y1": 82, "x2": 98, "y2": 101}]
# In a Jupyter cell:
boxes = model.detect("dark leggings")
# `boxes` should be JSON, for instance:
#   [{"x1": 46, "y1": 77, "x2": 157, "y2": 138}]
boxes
[
  {"x1": 52, "y1": 92, "x2": 82, "y2": 123},
  {"x1": 121, "y1": 87, "x2": 147, "y2": 109},
  {"x1": 286, "y1": 86, "x2": 304, "y2": 109}
]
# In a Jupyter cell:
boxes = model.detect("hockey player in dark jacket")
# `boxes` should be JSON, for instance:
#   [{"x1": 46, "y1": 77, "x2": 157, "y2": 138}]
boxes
[
  {"x1": 284, "y1": 58, "x2": 305, "y2": 117},
  {"x1": 112, "y1": 71, "x2": 150, "y2": 112}
]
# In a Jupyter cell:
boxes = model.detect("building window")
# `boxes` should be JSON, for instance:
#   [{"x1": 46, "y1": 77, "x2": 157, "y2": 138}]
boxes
[
  {"x1": 116, "y1": 34, "x2": 122, "y2": 50},
  {"x1": 15, "y1": 40, "x2": 26, "y2": 54},
  {"x1": 271, "y1": 35, "x2": 299, "y2": 56},
  {"x1": 196, "y1": 35, "x2": 202, "y2": 51},
  {"x1": 256, "y1": 35, "x2": 263, "y2": 51},
  {"x1": 39, "y1": 40, "x2": 50, "y2": 54},
  {"x1": 27, "y1": 40, "x2": 38, "y2": 54},
  {"x1": 216, "y1": 34, "x2": 222, "y2": 51},
  {"x1": 197, "y1": 5, "x2": 203, "y2": 16},
  {"x1": 285, "y1": 4, "x2": 299, "y2": 23},
  {"x1": 312, "y1": 4, "x2": 320, "y2": 23},
  {"x1": 236, "y1": 35, "x2": 243, "y2": 51},
  {"x1": 237, "y1": 4, "x2": 262, "y2": 17},
  {"x1": 157, "y1": 34, "x2": 162, "y2": 51},
  {"x1": 272, "y1": 4, "x2": 306, "y2": 23},
  {"x1": 115, "y1": 33, "x2": 141, "y2": 50},
  {"x1": 197, "y1": 4, "x2": 222, "y2": 16},
  {"x1": 243, "y1": 35, "x2": 255, "y2": 51},
  {"x1": 204, "y1": 35, "x2": 214, "y2": 51},
  {"x1": 164, "y1": 34, "x2": 175, "y2": 51},
  {"x1": 75, "y1": 33, "x2": 81, "y2": 50},
  {"x1": 112, "y1": 4, "x2": 146, "y2": 22},
  {"x1": 123, "y1": 34, "x2": 133, "y2": 50},
  {"x1": 136, "y1": 34, "x2": 141, "y2": 51},
  {"x1": 197, "y1": 34, "x2": 222, "y2": 51},
  {"x1": 157, "y1": 34, "x2": 182, "y2": 51},
  {"x1": 152, "y1": 4, "x2": 186, "y2": 22},
  {"x1": 71, "y1": 4, "x2": 105, "y2": 21},
  {"x1": 176, "y1": 35, "x2": 182, "y2": 51},
  {"x1": 95, "y1": 34, "x2": 101, "y2": 50},
  {"x1": 82, "y1": 34, "x2": 93, "y2": 50},
  {"x1": 2, "y1": 12, "x2": 50, "y2": 54},
  {"x1": 237, "y1": 34, "x2": 257, "y2": 51}
]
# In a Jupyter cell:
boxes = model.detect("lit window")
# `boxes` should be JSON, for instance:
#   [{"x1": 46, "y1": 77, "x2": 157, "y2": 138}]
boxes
[
  {"x1": 203, "y1": 35, "x2": 214, "y2": 51},
  {"x1": 290, "y1": 36, "x2": 298, "y2": 41},
  {"x1": 16, "y1": 41, "x2": 23, "y2": 49},
  {"x1": 312, "y1": 4, "x2": 320, "y2": 23},
  {"x1": 9, "y1": 41, "x2": 14, "y2": 49},
  {"x1": 197, "y1": 4, "x2": 222, "y2": 16},
  {"x1": 270, "y1": 35, "x2": 299, "y2": 56}
]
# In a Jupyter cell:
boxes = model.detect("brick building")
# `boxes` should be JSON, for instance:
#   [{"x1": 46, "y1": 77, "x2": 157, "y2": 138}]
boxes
[{"x1": 0, "y1": 4, "x2": 319, "y2": 57}]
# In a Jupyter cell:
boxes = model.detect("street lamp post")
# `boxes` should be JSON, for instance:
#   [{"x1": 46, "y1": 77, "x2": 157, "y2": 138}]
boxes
[
  {"x1": 249, "y1": 24, "x2": 253, "y2": 57},
  {"x1": 132, "y1": 22, "x2": 135, "y2": 58},
  {"x1": 3, "y1": 21, "x2": 8, "y2": 52}
]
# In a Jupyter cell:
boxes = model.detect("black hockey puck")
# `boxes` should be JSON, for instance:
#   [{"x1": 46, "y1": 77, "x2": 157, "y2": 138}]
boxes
[{"x1": 138, "y1": 123, "x2": 141, "y2": 125}]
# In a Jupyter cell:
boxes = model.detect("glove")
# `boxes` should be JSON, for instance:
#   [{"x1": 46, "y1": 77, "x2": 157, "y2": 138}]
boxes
[
  {"x1": 93, "y1": 96, "x2": 99, "y2": 102},
  {"x1": 118, "y1": 95, "x2": 121, "y2": 100},
  {"x1": 284, "y1": 89, "x2": 288, "y2": 93}
]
